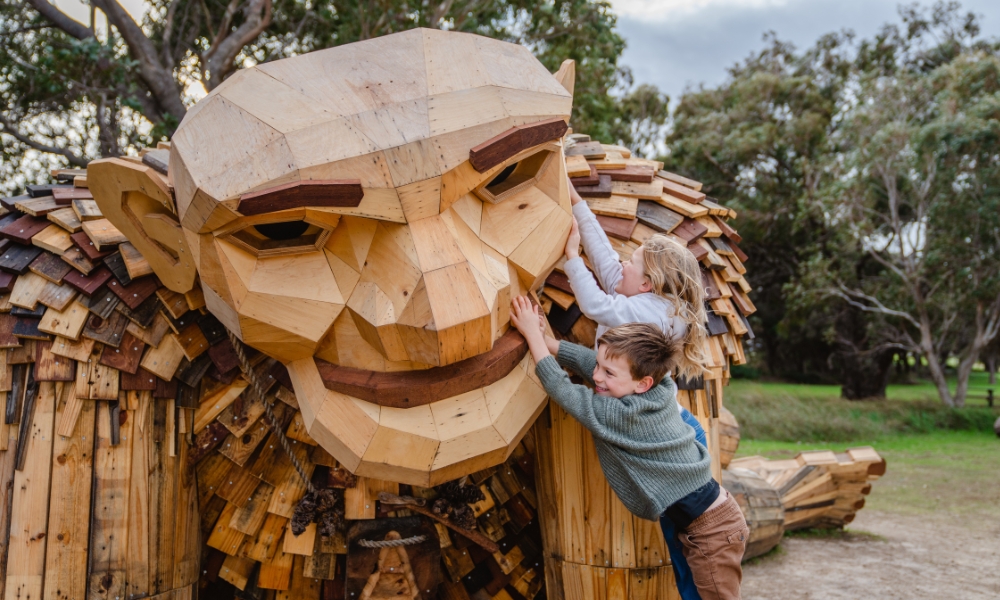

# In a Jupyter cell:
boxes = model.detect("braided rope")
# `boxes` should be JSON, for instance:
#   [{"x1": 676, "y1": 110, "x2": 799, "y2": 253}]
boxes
[
  {"x1": 227, "y1": 330, "x2": 317, "y2": 496},
  {"x1": 358, "y1": 535, "x2": 427, "y2": 548}
]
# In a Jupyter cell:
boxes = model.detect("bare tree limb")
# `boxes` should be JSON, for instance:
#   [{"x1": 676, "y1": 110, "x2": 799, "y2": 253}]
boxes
[
  {"x1": 91, "y1": 0, "x2": 188, "y2": 122},
  {"x1": 203, "y1": 0, "x2": 273, "y2": 88},
  {"x1": 829, "y1": 285, "x2": 923, "y2": 329},
  {"x1": 25, "y1": 0, "x2": 95, "y2": 40}
]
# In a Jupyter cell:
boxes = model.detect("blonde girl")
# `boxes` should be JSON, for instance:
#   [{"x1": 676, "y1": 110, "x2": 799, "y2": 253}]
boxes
[{"x1": 563, "y1": 181, "x2": 709, "y2": 383}]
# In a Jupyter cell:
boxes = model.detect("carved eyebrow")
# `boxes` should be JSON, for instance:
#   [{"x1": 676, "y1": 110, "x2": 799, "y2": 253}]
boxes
[
  {"x1": 469, "y1": 117, "x2": 569, "y2": 173},
  {"x1": 237, "y1": 180, "x2": 364, "y2": 216}
]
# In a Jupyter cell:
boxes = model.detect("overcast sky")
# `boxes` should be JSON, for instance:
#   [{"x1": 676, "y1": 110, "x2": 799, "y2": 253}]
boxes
[{"x1": 611, "y1": 0, "x2": 1000, "y2": 102}]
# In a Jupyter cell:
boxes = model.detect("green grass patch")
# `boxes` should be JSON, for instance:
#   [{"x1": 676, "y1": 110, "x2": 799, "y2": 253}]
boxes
[
  {"x1": 725, "y1": 380, "x2": 998, "y2": 443},
  {"x1": 735, "y1": 430, "x2": 1000, "y2": 520}
]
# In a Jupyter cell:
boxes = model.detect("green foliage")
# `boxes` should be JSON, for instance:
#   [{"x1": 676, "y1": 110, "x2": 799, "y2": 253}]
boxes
[{"x1": 2, "y1": 0, "x2": 659, "y2": 194}]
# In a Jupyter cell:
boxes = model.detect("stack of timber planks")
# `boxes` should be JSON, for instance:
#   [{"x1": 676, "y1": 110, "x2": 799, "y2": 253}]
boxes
[
  {"x1": 729, "y1": 447, "x2": 886, "y2": 531},
  {"x1": 0, "y1": 159, "x2": 200, "y2": 600}
]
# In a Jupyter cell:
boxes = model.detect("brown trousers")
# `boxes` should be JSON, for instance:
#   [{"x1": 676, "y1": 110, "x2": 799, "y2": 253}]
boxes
[{"x1": 678, "y1": 490, "x2": 749, "y2": 600}]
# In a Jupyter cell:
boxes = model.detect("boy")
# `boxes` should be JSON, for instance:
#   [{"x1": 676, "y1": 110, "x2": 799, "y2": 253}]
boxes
[{"x1": 509, "y1": 296, "x2": 748, "y2": 600}]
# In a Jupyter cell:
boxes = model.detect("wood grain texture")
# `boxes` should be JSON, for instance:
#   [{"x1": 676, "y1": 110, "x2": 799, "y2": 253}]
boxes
[
  {"x1": 238, "y1": 180, "x2": 365, "y2": 216},
  {"x1": 315, "y1": 329, "x2": 527, "y2": 407},
  {"x1": 469, "y1": 117, "x2": 568, "y2": 172}
]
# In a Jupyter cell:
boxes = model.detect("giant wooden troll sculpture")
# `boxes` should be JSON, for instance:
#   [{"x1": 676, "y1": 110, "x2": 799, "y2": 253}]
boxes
[{"x1": 0, "y1": 27, "x2": 883, "y2": 600}]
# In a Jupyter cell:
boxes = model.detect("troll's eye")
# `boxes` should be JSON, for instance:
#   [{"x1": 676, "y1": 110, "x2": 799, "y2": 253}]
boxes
[
  {"x1": 474, "y1": 149, "x2": 554, "y2": 205},
  {"x1": 254, "y1": 221, "x2": 310, "y2": 240}
]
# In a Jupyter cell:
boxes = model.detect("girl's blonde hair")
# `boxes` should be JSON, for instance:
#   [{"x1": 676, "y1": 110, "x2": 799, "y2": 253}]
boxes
[{"x1": 641, "y1": 234, "x2": 709, "y2": 381}]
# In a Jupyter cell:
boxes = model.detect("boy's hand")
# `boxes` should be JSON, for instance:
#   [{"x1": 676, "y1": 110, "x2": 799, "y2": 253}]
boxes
[
  {"x1": 510, "y1": 296, "x2": 544, "y2": 342},
  {"x1": 568, "y1": 177, "x2": 583, "y2": 206},
  {"x1": 565, "y1": 217, "x2": 581, "y2": 260}
]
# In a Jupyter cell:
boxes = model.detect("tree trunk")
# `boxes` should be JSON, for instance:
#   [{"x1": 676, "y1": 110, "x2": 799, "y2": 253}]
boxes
[
  {"x1": 923, "y1": 350, "x2": 953, "y2": 407},
  {"x1": 987, "y1": 356, "x2": 997, "y2": 386},
  {"x1": 839, "y1": 348, "x2": 894, "y2": 400},
  {"x1": 953, "y1": 353, "x2": 977, "y2": 409}
]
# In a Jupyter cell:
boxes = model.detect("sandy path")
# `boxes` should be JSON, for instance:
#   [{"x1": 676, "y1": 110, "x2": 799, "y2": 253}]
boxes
[{"x1": 742, "y1": 509, "x2": 1000, "y2": 599}]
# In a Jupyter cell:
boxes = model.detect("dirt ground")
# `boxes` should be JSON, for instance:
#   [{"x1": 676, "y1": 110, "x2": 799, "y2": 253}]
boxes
[{"x1": 742, "y1": 509, "x2": 1000, "y2": 598}]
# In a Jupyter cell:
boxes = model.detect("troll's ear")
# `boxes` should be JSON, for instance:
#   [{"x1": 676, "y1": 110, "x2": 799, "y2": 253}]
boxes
[
  {"x1": 553, "y1": 59, "x2": 576, "y2": 98},
  {"x1": 88, "y1": 158, "x2": 197, "y2": 293}
]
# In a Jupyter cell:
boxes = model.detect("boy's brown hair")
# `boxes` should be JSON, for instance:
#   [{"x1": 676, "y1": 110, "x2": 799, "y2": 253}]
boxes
[{"x1": 597, "y1": 323, "x2": 681, "y2": 384}]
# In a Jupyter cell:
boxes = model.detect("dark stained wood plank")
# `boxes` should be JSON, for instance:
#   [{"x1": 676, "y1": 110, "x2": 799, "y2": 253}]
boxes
[
  {"x1": 208, "y1": 340, "x2": 239, "y2": 374},
  {"x1": 687, "y1": 240, "x2": 708, "y2": 261},
  {"x1": 82, "y1": 310, "x2": 128, "y2": 348},
  {"x1": 0, "y1": 244, "x2": 44, "y2": 274},
  {"x1": 26, "y1": 184, "x2": 72, "y2": 198},
  {"x1": 115, "y1": 293, "x2": 159, "y2": 328},
  {"x1": 87, "y1": 287, "x2": 120, "y2": 319},
  {"x1": 469, "y1": 117, "x2": 568, "y2": 172},
  {"x1": 64, "y1": 265, "x2": 113, "y2": 296},
  {"x1": 106, "y1": 275, "x2": 159, "y2": 310},
  {"x1": 636, "y1": 200, "x2": 683, "y2": 233},
  {"x1": 574, "y1": 174, "x2": 612, "y2": 198},
  {"x1": 51, "y1": 187, "x2": 93, "y2": 203},
  {"x1": 0, "y1": 272, "x2": 14, "y2": 293},
  {"x1": 726, "y1": 236, "x2": 749, "y2": 262},
  {"x1": 0, "y1": 314, "x2": 20, "y2": 348},
  {"x1": 60, "y1": 246, "x2": 96, "y2": 275},
  {"x1": 70, "y1": 231, "x2": 113, "y2": 261},
  {"x1": 595, "y1": 215, "x2": 638, "y2": 241},
  {"x1": 545, "y1": 271, "x2": 573, "y2": 295},
  {"x1": 713, "y1": 216, "x2": 742, "y2": 243},
  {"x1": 102, "y1": 251, "x2": 131, "y2": 285},
  {"x1": 33, "y1": 340, "x2": 75, "y2": 381},
  {"x1": 99, "y1": 331, "x2": 145, "y2": 374},
  {"x1": 28, "y1": 252, "x2": 72, "y2": 283},
  {"x1": 13, "y1": 317, "x2": 53, "y2": 341},
  {"x1": 702, "y1": 269, "x2": 722, "y2": 301},
  {"x1": 1, "y1": 215, "x2": 50, "y2": 244},
  {"x1": 315, "y1": 329, "x2": 528, "y2": 408},
  {"x1": 120, "y1": 368, "x2": 158, "y2": 391},
  {"x1": 569, "y1": 165, "x2": 599, "y2": 187},
  {"x1": 672, "y1": 218, "x2": 709, "y2": 243},
  {"x1": 238, "y1": 180, "x2": 364, "y2": 216}
]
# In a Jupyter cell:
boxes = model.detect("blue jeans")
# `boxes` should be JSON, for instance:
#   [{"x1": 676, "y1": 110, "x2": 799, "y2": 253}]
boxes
[{"x1": 661, "y1": 407, "x2": 706, "y2": 600}]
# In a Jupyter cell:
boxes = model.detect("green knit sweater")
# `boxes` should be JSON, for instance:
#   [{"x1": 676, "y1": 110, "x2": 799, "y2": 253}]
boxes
[{"x1": 535, "y1": 342, "x2": 713, "y2": 521}]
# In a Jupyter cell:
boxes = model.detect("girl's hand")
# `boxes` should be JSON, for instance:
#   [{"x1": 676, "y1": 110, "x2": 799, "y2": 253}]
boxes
[
  {"x1": 568, "y1": 177, "x2": 584, "y2": 206},
  {"x1": 510, "y1": 296, "x2": 544, "y2": 342},
  {"x1": 565, "y1": 217, "x2": 581, "y2": 260}
]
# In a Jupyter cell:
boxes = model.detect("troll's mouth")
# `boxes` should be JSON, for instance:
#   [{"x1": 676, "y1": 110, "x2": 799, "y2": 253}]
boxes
[{"x1": 312, "y1": 329, "x2": 528, "y2": 408}]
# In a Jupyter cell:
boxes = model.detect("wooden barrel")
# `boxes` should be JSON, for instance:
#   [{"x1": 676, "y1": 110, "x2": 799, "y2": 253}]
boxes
[
  {"x1": 718, "y1": 406, "x2": 740, "y2": 468},
  {"x1": 722, "y1": 467, "x2": 785, "y2": 561}
]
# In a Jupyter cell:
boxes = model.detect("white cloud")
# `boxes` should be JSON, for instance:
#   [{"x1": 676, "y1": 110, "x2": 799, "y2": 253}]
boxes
[{"x1": 611, "y1": 0, "x2": 793, "y2": 21}]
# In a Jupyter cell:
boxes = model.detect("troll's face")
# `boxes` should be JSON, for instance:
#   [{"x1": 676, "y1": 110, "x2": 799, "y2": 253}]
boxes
[{"x1": 90, "y1": 29, "x2": 573, "y2": 485}]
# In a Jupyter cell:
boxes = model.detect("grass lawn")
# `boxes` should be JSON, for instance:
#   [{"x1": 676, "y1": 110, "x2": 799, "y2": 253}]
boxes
[
  {"x1": 726, "y1": 378, "x2": 1000, "y2": 520},
  {"x1": 736, "y1": 430, "x2": 1000, "y2": 520}
]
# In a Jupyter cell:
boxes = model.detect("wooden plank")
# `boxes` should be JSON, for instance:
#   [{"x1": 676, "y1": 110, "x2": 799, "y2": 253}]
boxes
[
  {"x1": 107, "y1": 275, "x2": 159, "y2": 310},
  {"x1": 44, "y1": 386, "x2": 96, "y2": 600},
  {"x1": 60, "y1": 246, "x2": 95, "y2": 275},
  {"x1": 655, "y1": 193, "x2": 709, "y2": 219},
  {"x1": 602, "y1": 166, "x2": 655, "y2": 183},
  {"x1": 51, "y1": 186, "x2": 93, "y2": 202},
  {"x1": 586, "y1": 195, "x2": 638, "y2": 219},
  {"x1": 3, "y1": 380, "x2": 55, "y2": 600},
  {"x1": 10, "y1": 272, "x2": 47, "y2": 309},
  {"x1": 72, "y1": 199, "x2": 103, "y2": 221},
  {"x1": 33, "y1": 339, "x2": 75, "y2": 381},
  {"x1": 31, "y1": 224, "x2": 74, "y2": 255},
  {"x1": 17, "y1": 195, "x2": 65, "y2": 216},
  {"x1": 595, "y1": 215, "x2": 638, "y2": 241},
  {"x1": 99, "y1": 330, "x2": 146, "y2": 374},
  {"x1": 70, "y1": 231, "x2": 112, "y2": 261},
  {"x1": 610, "y1": 179, "x2": 663, "y2": 200},
  {"x1": 1, "y1": 214, "x2": 50, "y2": 244},
  {"x1": 0, "y1": 244, "x2": 44, "y2": 274},
  {"x1": 50, "y1": 335, "x2": 94, "y2": 362},
  {"x1": 574, "y1": 174, "x2": 612, "y2": 198},
  {"x1": 89, "y1": 400, "x2": 134, "y2": 599},
  {"x1": 29, "y1": 252, "x2": 73, "y2": 283},
  {"x1": 0, "y1": 412, "x2": 17, "y2": 588},
  {"x1": 140, "y1": 332, "x2": 186, "y2": 381},
  {"x1": 82, "y1": 308, "x2": 128, "y2": 348},
  {"x1": 635, "y1": 200, "x2": 683, "y2": 234},
  {"x1": 37, "y1": 281, "x2": 77, "y2": 311},
  {"x1": 38, "y1": 299, "x2": 89, "y2": 340},
  {"x1": 64, "y1": 265, "x2": 113, "y2": 296},
  {"x1": 48, "y1": 206, "x2": 83, "y2": 233},
  {"x1": 126, "y1": 402, "x2": 152, "y2": 600},
  {"x1": 238, "y1": 180, "x2": 365, "y2": 215},
  {"x1": 148, "y1": 398, "x2": 178, "y2": 595},
  {"x1": 657, "y1": 170, "x2": 703, "y2": 192},
  {"x1": 82, "y1": 218, "x2": 128, "y2": 250},
  {"x1": 659, "y1": 178, "x2": 706, "y2": 203}
]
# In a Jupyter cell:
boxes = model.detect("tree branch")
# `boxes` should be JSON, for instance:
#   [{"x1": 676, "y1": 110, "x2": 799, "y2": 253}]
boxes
[
  {"x1": 25, "y1": 0, "x2": 95, "y2": 40},
  {"x1": 0, "y1": 115, "x2": 88, "y2": 167},
  {"x1": 203, "y1": 0, "x2": 273, "y2": 89},
  {"x1": 829, "y1": 284, "x2": 922, "y2": 329},
  {"x1": 91, "y1": 0, "x2": 188, "y2": 123}
]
